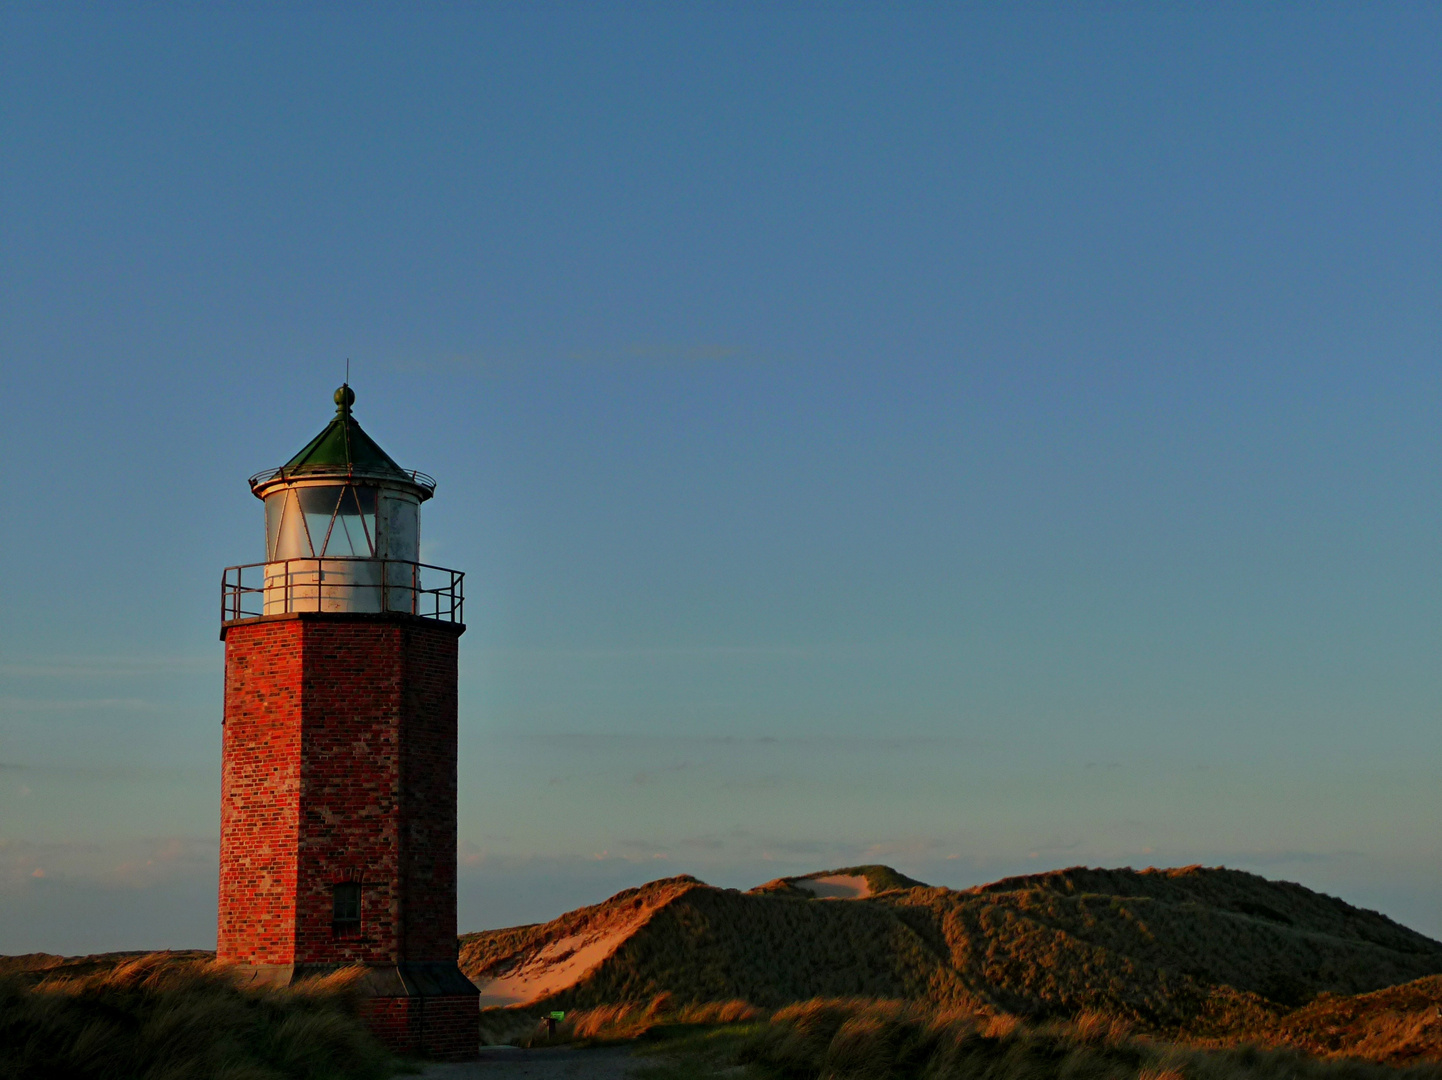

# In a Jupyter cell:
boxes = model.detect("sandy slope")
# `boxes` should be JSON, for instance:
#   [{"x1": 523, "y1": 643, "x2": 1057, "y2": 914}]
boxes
[
  {"x1": 792, "y1": 874, "x2": 872, "y2": 899},
  {"x1": 464, "y1": 877, "x2": 698, "y2": 1009},
  {"x1": 475, "y1": 907, "x2": 661, "y2": 1007}
]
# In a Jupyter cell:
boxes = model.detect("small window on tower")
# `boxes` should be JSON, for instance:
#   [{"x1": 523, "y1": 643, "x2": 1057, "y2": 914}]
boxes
[{"x1": 333, "y1": 882, "x2": 362, "y2": 936}]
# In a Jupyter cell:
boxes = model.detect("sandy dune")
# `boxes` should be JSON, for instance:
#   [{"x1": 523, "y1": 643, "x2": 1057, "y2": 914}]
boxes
[
  {"x1": 474, "y1": 907, "x2": 660, "y2": 1007},
  {"x1": 459, "y1": 863, "x2": 1442, "y2": 1045},
  {"x1": 792, "y1": 874, "x2": 872, "y2": 899}
]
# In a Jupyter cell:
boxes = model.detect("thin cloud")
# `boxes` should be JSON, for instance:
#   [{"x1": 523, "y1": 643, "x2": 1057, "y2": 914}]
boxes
[
  {"x1": 680, "y1": 836, "x2": 726, "y2": 851},
  {"x1": 0, "y1": 656, "x2": 217, "y2": 679},
  {"x1": 629, "y1": 761, "x2": 697, "y2": 786},
  {"x1": 477, "y1": 642, "x2": 866, "y2": 662},
  {"x1": 0, "y1": 761, "x2": 208, "y2": 781},
  {"x1": 719, "y1": 775, "x2": 785, "y2": 792},
  {"x1": 500, "y1": 731, "x2": 960, "y2": 751},
  {"x1": 0, "y1": 836, "x2": 217, "y2": 890},
  {"x1": 0, "y1": 697, "x2": 160, "y2": 713}
]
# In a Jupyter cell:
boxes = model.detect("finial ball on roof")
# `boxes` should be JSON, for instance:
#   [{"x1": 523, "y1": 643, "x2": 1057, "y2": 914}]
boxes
[{"x1": 335, "y1": 384, "x2": 356, "y2": 413}]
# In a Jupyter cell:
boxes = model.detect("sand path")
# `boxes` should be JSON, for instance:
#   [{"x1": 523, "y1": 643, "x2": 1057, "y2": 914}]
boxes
[{"x1": 413, "y1": 1046, "x2": 641, "y2": 1080}]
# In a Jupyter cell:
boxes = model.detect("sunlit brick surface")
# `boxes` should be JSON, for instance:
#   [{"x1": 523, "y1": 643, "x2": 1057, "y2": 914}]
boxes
[{"x1": 219, "y1": 613, "x2": 476, "y2": 1057}]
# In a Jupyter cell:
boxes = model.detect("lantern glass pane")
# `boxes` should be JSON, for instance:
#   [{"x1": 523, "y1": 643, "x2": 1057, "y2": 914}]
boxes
[
  {"x1": 266, "y1": 490, "x2": 314, "y2": 560},
  {"x1": 265, "y1": 492, "x2": 286, "y2": 560},
  {"x1": 324, "y1": 486, "x2": 378, "y2": 557},
  {"x1": 297, "y1": 487, "x2": 343, "y2": 557}
]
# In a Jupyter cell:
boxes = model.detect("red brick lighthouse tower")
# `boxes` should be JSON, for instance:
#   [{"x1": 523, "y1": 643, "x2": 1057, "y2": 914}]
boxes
[{"x1": 218, "y1": 385, "x2": 477, "y2": 1059}]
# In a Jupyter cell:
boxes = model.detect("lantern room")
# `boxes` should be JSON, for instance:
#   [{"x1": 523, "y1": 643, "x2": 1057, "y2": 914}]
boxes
[{"x1": 221, "y1": 385, "x2": 462, "y2": 622}]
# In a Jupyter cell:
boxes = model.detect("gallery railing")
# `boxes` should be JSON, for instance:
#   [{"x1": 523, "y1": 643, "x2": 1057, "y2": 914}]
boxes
[
  {"x1": 222, "y1": 558, "x2": 464, "y2": 624},
  {"x1": 247, "y1": 466, "x2": 437, "y2": 496}
]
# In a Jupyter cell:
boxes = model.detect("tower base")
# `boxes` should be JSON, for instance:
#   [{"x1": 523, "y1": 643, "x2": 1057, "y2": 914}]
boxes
[
  {"x1": 229, "y1": 962, "x2": 479, "y2": 1061},
  {"x1": 359, "y1": 994, "x2": 479, "y2": 1061}
]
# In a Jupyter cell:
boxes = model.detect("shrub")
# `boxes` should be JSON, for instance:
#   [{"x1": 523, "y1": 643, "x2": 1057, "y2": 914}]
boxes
[
  {"x1": 732, "y1": 998, "x2": 1442, "y2": 1080},
  {"x1": 0, "y1": 953, "x2": 393, "y2": 1080}
]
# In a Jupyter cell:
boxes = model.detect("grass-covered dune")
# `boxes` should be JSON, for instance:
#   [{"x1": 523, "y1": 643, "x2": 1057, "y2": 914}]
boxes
[
  {"x1": 460, "y1": 864, "x2": 1442, "y2": 1039},
  {"x1": 1270, "y1": 975, "x2": 1442, "y2": 1065},
  {"x1": 0, "y1": 952, "x2": 394, "y2": 1080}
]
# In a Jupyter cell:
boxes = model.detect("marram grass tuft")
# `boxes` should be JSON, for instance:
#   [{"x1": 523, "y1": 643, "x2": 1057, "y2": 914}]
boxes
[{"x1": 0, "y1": 953, "x2": 394, "y2": 1080}]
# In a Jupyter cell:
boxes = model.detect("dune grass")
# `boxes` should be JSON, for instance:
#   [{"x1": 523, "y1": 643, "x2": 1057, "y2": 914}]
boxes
[
  {"x1": 0, "y1": 952, "x2": 397, "y2": 1080},
  {"x1": 619, "y1": 998, "x2": 1442, "y2": 1080},
  {"x1": 488, "y1": 994, "x2": 1442, "y2": 1079}
]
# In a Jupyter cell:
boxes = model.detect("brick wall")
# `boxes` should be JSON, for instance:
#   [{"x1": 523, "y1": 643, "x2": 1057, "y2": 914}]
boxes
[
  {"x1": 420, "y1": 995, "x2": 481, "y2": 1060},
  {"x1": 358, "y1": 996, "x2": 418, "y2": 1054},
  {"x1": 218, "y1": 619, "x2": 303, "y2": 963},
  {"x1": 398, "y1": 623, "x2": 460, "y2": 960},
  {"x1": 219, "y1": 613, "x2": 462, "y2": 967},
  {"x1": 358, "y1": 995, "x2": 478, "y2": 1061}
]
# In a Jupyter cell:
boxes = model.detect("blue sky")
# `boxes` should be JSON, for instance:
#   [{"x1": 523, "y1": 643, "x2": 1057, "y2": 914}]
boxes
[{"x1": 1, "y1": 3, "x2": 1438, "y2": 953}]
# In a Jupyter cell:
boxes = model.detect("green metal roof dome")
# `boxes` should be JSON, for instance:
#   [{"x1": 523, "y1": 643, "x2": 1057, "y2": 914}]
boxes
[{"x1": 249, "y1": 385, "x2": 435, "y2": 498}]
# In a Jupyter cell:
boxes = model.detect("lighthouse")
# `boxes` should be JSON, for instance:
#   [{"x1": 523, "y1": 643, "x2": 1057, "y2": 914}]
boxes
[{"x1": 218, "y1": 385, "x2": 478, "y2": 1060}]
